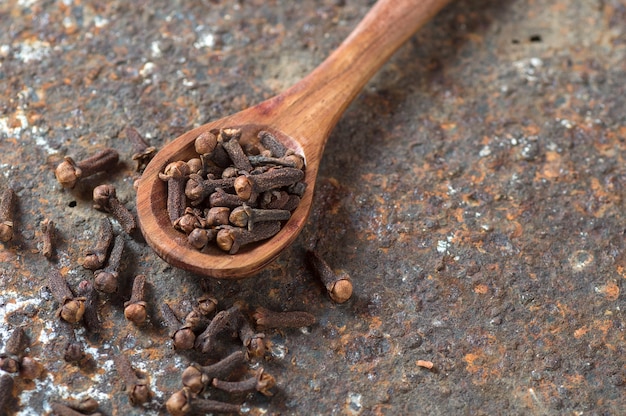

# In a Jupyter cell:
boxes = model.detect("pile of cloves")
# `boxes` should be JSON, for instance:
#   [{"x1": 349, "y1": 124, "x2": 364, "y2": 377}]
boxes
[
  {"x1": 161, "y1": 128, "x2": 306, "y2": 254},
  {"x1": 164, "y1": 300, "x2": 316, "y2": 415}
]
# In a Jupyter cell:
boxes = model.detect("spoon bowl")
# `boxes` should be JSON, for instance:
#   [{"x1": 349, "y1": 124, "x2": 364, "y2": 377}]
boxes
[{"x1": 136, "y1": 0, "x2": 451, "y2": 278}]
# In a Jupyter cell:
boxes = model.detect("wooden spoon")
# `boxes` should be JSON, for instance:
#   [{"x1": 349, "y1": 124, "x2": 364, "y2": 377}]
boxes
[{"x1": 136, "y1": 0, "x2": 451, "y2": 278}]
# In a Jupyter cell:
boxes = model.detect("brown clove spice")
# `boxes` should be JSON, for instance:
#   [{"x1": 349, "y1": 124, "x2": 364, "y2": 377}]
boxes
[
  {"x1": 113, "y1": 353, "x2": 152, "y2": 405},
  {"x1": 47, "y1": 270, "x2": 85, "y2": 324},
  {"x1": 0, "y1": 187, "x2": 16, "y2": 243},
  {"x1": 212, "y1": 368, "x2": 276, "y2": 396},
  {"x1": 161, "y1": 303, "x2": 195, "y2": 350},
  {"x1": 181, "y1": 350, "x2": 246, "y2": 394},
  {"x1": 0, "y1": 327, "x2": 27, "y2": 373},
  {"x1": 93, "y1": 234, "x2": 124, "y2": 293},
  {"x1": 124, "y1": 275, "x2": 148, "y2": 325},
  {"x1": 82, "y1": 218, "x2": 113, "y2": 270},
  {"x1": 93, "y1": 184, "x2": 136, "y2": 234},
  {"x1": 252, "y1": 307, "x2": 316, "y2": 330},
  {"x1": 41, "y1": 218, "x2": 55, "y2": 259},
  {"x1": 76, "y1": 280, "x2": 100, "y2": 333},
  {"x1": 195, "y1": 303, "x2": 242, "y2": 354},
  {"x1": 55, "y1": 148, "x2": 119, "y2": 189},
  {"x1": 166, "y1": 388, "x2": 241, "y2": 416},
  {"x1": 306, "y1": 250, "x2": 353, "y2": 303}
]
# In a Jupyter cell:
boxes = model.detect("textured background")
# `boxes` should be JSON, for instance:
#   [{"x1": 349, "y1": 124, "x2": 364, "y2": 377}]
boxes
[{"x1": 0, "y1": 0, "x2": 624, "y2": 414}]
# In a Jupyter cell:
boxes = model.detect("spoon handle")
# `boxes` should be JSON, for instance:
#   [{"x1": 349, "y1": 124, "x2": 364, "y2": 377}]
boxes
[{"x1": 259, "y1": 0, "x2": 452, "y2": 152}]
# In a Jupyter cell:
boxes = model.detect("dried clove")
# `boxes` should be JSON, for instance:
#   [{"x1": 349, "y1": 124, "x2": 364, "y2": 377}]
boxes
[
  {"x1": 248, "y1": 153, "x2": 303, "y2": 169},
  {"x1": 229, "y1": 205, "x2": 291, "y2": 231},
  {"x1": 195, "y1": 303, "x2": 243, "y2": 353},
  {"x1": 125, "y1": 126, "x2": 156, "y2": 172},
  {"x1": 197, "y1": 295, "x2": 218, "y2": 316},
  {"x1": 55, "y1": 148, "x2": 119, "y2": 189},
  {"x1": 238, "y1": 314, "x2": 266, "y2": 359},
  {"x1": 212, "y1": 368, "x2": 275, "y2": 396},
  {"x1": 77, "y1": 280, "x2": 100, "y2": 333},
  {"x1": 306, "y1": 250, "x2": 353, "y2": 303},
  {"x1": 60, "y1": 321, "x2": 85, "y2": 364},
  {"x1": 0, "y1": 327, "x2": 27, "y2": 373},
  {"x1": 93, "y1": 184, "x2": 136, "y2": 234},
  {"x1": 166, "y1": 388, "x2": 241, "y2": 416},
  {"x1": 159, "y1": 161, "x2": 191, "y2": 224},
  {"x1": 187, "y1": 228, "x2": 216, "y2": 250},
  {"x1": 50, "y1": 402, "x2": 102, "y2": 416},
  {"x1": 113, "y1": 353, "x2": 152, "y2": 405},
  {"x1": 82, "y1": 218, "x2": 113, "y2": 270},
  {"x1": 181, "y1": 350, "x2": 246, "y2": 394},
  {"x1": 204, "y1": 206, "x2": 230, "y2": 226},
  {"x1": 216, "y1": 221, "x2": 282, "y2": 254},
  {"x1": 218, "y1": 128, "x2": 253, "y2": 172},
  {"x1": 258, "y1": 130, "x2": 286, "y2": 157},
  {"x1": 19, "y1": 356, "x2": 43, "y2": 380},
  {"x1": 185, "y1": 174, "x2": 235, "y2": 204},
  {"x1": 48, "y1": 270, "x2": 85, "y2": 324},
  {"x1": 160, "y1": 303, "x2": 195, "y2": 350},
  {"x1": 94, "y1": 234, "x2": 124, "y2": 293},
  {"x1": 0, "y1": 187, "x2": 16, "y2": 243},
  {"x1": 124, "y1": 274, "x2": 148, "y2": 325},
  {"x1": 252, "y1": 307, "x2": 316, "y2": 330},
  {"x1": 233, "y1": 167, "x2": 304, "y2": 202},
  {"x1": 41, "y1": 218, "x2": 55, "y2": 259},
  {"x1": 208, "y1": 187, "x2": 248, "y2": 209}
]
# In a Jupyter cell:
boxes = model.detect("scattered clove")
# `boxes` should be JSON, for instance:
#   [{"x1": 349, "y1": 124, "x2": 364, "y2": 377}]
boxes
[
  {"x1": 218, "y1": 128, "x2": 253, "y2": 172},
  {"x1": 238, "y1": 314, "x2": 266, "y2": 359},
  {"x1": 94, "y1": 234, "x2": 124, "y2": 293},
  {"x1": 0, "y1": 187, "x2": 16, "y2": 243},
  {"x1": 233, "y1": 167, "x2": 304, "y2": 202},
  {"x1": 306, "y1": 250, "x2": 353, "y2": 303},
  {"x1": 161, "y1": 303, "x2": 196, "y2": 350},
  {"x1": 195, "y1": 303, "x2": 243, "y2": 353},
  {"x1": 125, "y1": 126, "x2": 156, "y2": 172},
  {"x1": 252, "y1": 307, "x2": 316, "y2": 330},
  {"x1": 55, "y1": 148, "x2": 119, "y2": 189},
  {"x1": 93, "y1": 184, "x2": 136, "y2": 234},
  {"x1": 60, "y1": 321, "x2": 85, "y2": 364},
  {"x1": 124, "y1": 275, "x2": 148, "y2": 325},
  {"x1": 197, "y1": 295, "x2": 218, "y2": 316},
  {"x1": 166, "y1": 388, "x2": 241, "y2": 416},
  {"x1": 19, "y1": 356, "x2": 43, "y2": 380},
  {"x1": 47, "y1": 269, "x2": 85, "y2": 324},
  {"x1": 41, "y1": 218, "x2": 55, "y2": 259},
  {"x1": 77, "y1": 280, "x2": 101, "y2": 333},
  {"x1": 113, "y1": 353, "x2": 152, "y2": 405},
  {"x1": 212, "y1": 367, "x2": 276, "y2": 396},
  {"x1": 0, "y1": 327, "x2": 27, "y2": 373},
  {"x1": 82, "y1": 218, "x2": 113, "y2": 270},
  {"x1": 181, "y1": 350, "x2": 246, "y2": 394}
]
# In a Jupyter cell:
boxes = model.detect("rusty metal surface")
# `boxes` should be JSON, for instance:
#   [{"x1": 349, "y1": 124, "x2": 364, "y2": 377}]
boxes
[{"x1": 1, "y1": 0, "x2": 625, "y2": 415}]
